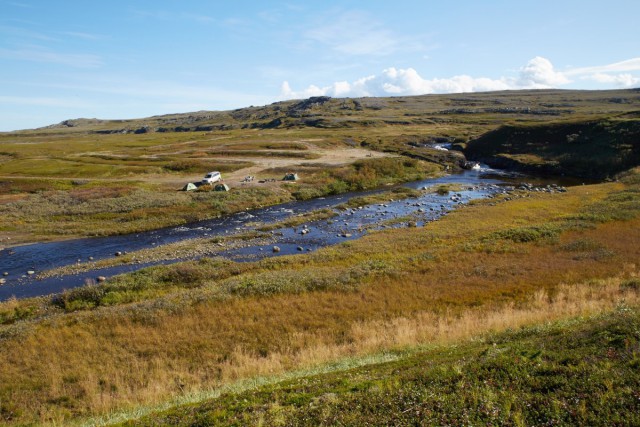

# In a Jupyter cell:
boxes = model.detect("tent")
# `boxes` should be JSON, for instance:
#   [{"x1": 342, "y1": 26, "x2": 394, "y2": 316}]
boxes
[
  {"x1": 182, "y1": 182, "x2": 198, "y2": 191},
  {"x1": 283, "y1": 173, "x2": 299, "y2": 181},
  {"x1": 214, "y1": 183, "x2": 230, "y2": 192}
]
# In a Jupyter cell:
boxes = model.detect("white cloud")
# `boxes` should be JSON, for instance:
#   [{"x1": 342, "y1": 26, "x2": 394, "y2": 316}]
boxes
[
  {"x1": 566, "y1": 57, "x2": 640, "y2": 76},
  {"x1": 280, "y1": 56, "x2": 640, "y2": 100},
  {"x1": 282, "y1": 66, "x2": 514, "y2": 99},
  {"x1": 282, "y1": 68, "x2": 514, "y2": 99},
  {"x1": 587, "y1": 72, "x2": 640, "y2": 87},
  {"x1": 517, "y1": 56, "x2": 570, "y2": 88}
]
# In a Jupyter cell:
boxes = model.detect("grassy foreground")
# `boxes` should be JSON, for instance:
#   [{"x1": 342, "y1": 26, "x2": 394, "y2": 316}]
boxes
[{"x1": 121, "y1": 306, "x2": 640, "y2": 426}]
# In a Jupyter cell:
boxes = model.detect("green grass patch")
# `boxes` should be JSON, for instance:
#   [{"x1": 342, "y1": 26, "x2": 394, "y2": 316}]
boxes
[
  {"x1": 163, "y1": 159, "x2": 253, "y2": 173},
  {"x1": 291, "y1": 157, "x2": 439, "y2": 200},
  {"x1": 486, "y1": 223, "x2": 563, "y2": 244}
]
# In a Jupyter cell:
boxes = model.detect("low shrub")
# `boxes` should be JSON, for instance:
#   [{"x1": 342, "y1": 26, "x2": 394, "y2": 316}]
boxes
[
  {"x1": 52, "y1": 284, "x2": 107, "y2": 311},
  {"x1": 486, "y1": 224, "x2": 562, "y2": 244}
]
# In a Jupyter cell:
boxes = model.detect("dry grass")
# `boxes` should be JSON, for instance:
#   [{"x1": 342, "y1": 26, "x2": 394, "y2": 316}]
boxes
[{"x1": 10, "y1": 277, "x2": 640, "y2": 426}]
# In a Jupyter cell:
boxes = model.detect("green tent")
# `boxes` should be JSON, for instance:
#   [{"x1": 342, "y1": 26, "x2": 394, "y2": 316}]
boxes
[
  {"x1": 214, "y1": 183, "x2": 230, "y2": 192},
  {"x1": 182, "y1": 182, "x2": 197, "y2": 191}
]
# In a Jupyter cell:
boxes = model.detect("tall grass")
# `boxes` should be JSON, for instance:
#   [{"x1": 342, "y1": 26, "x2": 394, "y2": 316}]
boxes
[
  {"x1": 62, "y1": 278, "x2": 640, "y2": 426},
  {"x1": 122, "y1": 305, "x2": 640, "y2": 427}
]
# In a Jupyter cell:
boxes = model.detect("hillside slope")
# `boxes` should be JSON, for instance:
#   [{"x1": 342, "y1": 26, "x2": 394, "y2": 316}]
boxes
[
  {"x1": 23, "y1": 88, "x2": 640, "y2": 135},
  {"x1": 122, "y1": 307, "x2": 640, "y2": 426},
  {"x1": 465, "y1": 118, "x2": 640, "y2": 180}
]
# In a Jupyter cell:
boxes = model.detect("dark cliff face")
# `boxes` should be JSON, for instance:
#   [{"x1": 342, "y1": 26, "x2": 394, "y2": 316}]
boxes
[{"x1": 464, "y1": 119, "x2": 640, "y2": 180}]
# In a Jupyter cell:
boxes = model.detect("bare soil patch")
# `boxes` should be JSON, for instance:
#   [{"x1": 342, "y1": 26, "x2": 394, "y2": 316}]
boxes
[{"x1": 157, "y1": 146, "x2": 394, "y2": 188}]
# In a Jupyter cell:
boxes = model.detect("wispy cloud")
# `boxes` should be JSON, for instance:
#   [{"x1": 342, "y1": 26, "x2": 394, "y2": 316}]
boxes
[
  {"x1": 257, "y1": 10, "x2": 282, "y2": 24},
  {"x1": 59, "y1": 31, "x2": 105, "y2": 41},
  {"x1": 0, "y1": 46, "x2": 102, "y2": 68},
  {"x1": 4, "y1": 1, "x2": 34, "y2": 8},
  {"x1": 586, "y1": 72, "x2": 640, "y2": 87},
  {"x1": 0, "y1": 24, "x2": 57, "y2": 41},
  {"x1": 26, "y1": 76, "x2": 271, "y2": 108},
  {"x1": 565, "y1": 57, "x2": 640, "y2": 76},
  {"x1": 0, "y1": 95, "x2": 91, "y2": 108},
  {"x1": 180, "y1": 12, "x2": 215, "y2": 24},
  {"x1": 281, "y1": 56, "x2": 640, "y2": 99},
  {"x1": 567, "y1": 57, "x2": 640, "y2": 89},
  {"x1": 132, "y1": 9, "x2": 215, "y2": 24},
  {"x1": 304, "y1": 10, "x2": 420, "y2": 56}
]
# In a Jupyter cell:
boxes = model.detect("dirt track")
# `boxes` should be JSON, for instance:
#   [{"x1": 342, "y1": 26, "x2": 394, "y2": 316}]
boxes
[
  {"x1": 163, "y1": 147, "x2": 395, "y2": 187},
  {"x1": 0, "y1": 147, "x2": 393, "y2": 189}
]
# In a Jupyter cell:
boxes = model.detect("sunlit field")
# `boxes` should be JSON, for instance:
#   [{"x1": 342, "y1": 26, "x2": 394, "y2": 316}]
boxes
[{"x1": 1, "y1": 89, "x2": 639, "y2": 425}]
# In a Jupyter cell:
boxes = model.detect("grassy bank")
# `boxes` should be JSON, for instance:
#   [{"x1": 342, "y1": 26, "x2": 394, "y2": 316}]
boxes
[
  {"x1": 0, "y1": 156, "x2": 436, "y2": 244},
  {"x1": 121, "y1": 305, "x2": 640, "y2": 426}
]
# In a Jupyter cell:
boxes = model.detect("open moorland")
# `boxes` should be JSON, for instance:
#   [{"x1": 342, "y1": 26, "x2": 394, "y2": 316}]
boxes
[
  {"x1": 0, "y1": 88, "x2": 640, "y2": 426},
  {"x1": 2, "y1": 88, "x2": 639, "y2": 245}
]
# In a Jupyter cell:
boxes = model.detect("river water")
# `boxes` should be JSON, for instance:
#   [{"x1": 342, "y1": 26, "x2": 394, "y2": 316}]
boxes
[{"x1": 0, "y1": 167, "x2": 516, "y2": 301}]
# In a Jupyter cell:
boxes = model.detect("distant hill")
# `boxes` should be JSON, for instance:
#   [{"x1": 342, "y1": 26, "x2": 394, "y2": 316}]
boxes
[{"x1": 27, "y1": 88, "x2": 640, "y2": 135}]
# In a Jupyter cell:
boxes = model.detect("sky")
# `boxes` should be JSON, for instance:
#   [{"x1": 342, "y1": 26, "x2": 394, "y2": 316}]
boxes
[{"x1": 1, "y1": 0, "x2": 639, "y2": 132}]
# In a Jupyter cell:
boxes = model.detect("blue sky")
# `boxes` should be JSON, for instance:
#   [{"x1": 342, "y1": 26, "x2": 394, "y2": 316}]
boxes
[{"x1": 1, "y1": 0, "x2": 639, "y2": 131}]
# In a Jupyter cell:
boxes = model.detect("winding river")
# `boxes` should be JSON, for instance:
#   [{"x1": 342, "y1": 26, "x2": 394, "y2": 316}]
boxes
[{"x1": 0, "y1": 166, "x2": 518, "y2": 301}]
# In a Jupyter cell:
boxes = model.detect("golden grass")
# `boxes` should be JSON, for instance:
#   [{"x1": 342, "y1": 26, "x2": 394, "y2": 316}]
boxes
[{"x1": 39, "y1": 277, "x2": 640, "y2": 426}]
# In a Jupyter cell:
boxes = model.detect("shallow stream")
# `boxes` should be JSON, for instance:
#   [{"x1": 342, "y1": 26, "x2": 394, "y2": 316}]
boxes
[{"x1": 0, "y1": 166, "x2": 521, "y2": 301}]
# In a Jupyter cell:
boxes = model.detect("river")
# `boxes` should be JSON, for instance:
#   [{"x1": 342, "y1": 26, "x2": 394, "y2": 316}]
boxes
[{"x1": 0, "y1": 166, "x2": 520, "y2": 301}]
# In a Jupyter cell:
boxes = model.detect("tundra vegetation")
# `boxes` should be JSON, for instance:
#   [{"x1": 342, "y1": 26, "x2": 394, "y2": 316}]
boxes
[{"x1": 0, "y1": 89, "x2": 639, "y2": 425}]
